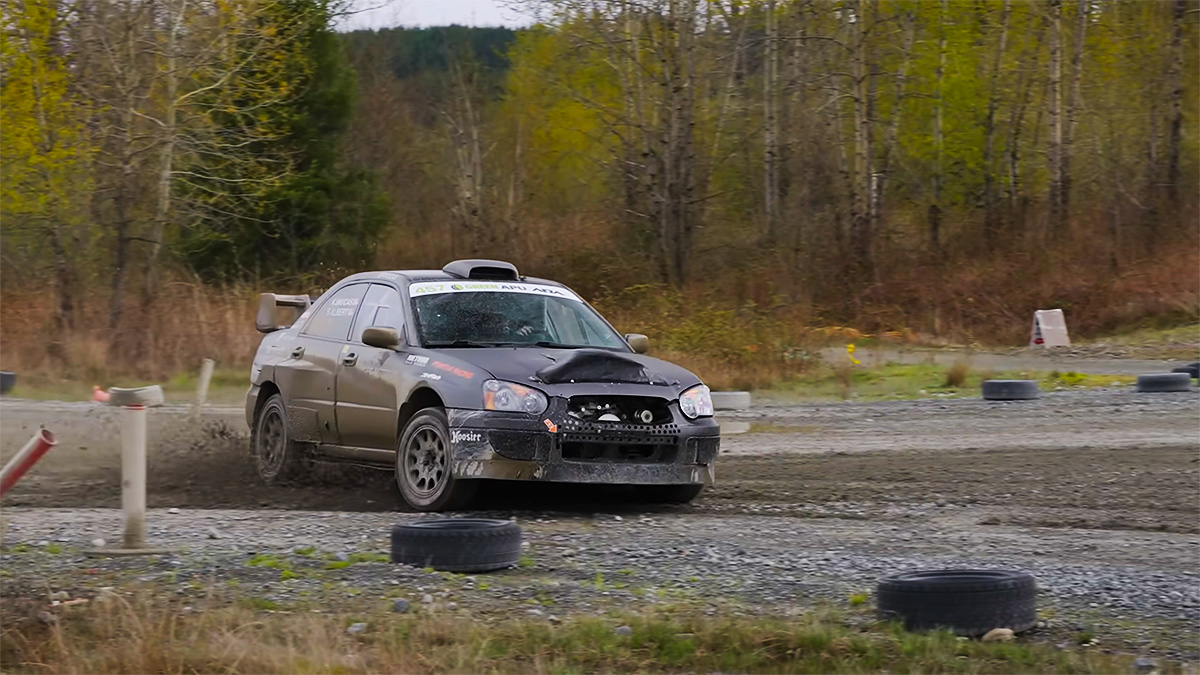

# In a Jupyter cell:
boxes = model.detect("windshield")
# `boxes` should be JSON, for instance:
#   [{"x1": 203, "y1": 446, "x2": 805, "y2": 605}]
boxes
[{"x1": 409, "y1": 282, "x2": 627, "y2": 350}]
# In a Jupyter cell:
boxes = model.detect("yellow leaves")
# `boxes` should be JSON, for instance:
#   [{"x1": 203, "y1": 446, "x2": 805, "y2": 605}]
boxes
[{"x1": 0, "y1": 0, "x2": 93, "y2": 223}]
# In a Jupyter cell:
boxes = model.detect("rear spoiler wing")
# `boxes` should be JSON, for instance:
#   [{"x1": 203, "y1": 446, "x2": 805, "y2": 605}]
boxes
[{"x1": 256, "y1": 293, "x2": 312, "y2": 333}]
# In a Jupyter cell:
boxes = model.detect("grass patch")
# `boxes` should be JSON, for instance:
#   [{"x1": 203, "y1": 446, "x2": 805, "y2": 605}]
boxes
[
  {"x1": 0, "y1": 594, "x2": 1143, "y2": 674},
  {"x1": 7, "y1": 367, "x2": 250, "y2": 405},
  {"x1": 771, "y1": 362, "x2": 1138, "y2": 401}
]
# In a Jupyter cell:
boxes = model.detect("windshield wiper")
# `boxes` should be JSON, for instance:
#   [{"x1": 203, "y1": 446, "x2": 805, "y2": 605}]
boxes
[
  {"x1": 532, "y1": 340, "x2": 590, "y2": 349},
  {"x1": 423, "y1": 340, "x2": 499, "y2": 348}
]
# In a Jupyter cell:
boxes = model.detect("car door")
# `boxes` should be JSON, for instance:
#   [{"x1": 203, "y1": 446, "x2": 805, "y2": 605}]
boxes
[
  {"x1": 276, "y1": 283, "x2": 369, "y2": 445},
  {"x1": 336, "y1": 283, "x2": 407, "y2": 450}
]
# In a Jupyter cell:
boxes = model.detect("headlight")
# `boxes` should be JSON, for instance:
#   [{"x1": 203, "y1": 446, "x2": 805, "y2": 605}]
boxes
[
  {"x1": 678, "y1": 384, "x2": 713, "y2": 419},
  {"x1": 483, "y1": 380, "x2": 548, "y2": 414}
]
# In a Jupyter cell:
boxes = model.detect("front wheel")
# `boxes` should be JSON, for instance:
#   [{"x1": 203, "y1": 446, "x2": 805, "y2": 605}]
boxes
[{"x1": 396, "y1": 408, "x2": 477, "y2": 511}]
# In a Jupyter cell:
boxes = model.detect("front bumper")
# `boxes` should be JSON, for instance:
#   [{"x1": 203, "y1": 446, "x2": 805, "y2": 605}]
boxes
[{"x1": 446, "y1": 400, "x2": 720, "y2": 486}]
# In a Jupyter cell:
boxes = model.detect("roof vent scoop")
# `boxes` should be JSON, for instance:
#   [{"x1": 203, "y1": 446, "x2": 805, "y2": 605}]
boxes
[{"x1": 442, "y1": 259, "x2": 520, "y2": 281}]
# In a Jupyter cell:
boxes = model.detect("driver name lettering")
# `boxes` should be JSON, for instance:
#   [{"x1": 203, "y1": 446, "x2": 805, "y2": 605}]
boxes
[
  {"x1": 324, "y1": 297, "x2": 360, "y2": 317},
  {"x1": 432, "y1": 361, "x2": 474, "y2": 379}
]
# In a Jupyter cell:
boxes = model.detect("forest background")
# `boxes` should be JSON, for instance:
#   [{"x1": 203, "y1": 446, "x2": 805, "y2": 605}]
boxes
[{"x1": 2, "y1": 0, "x2": 1197, "y2": 388}]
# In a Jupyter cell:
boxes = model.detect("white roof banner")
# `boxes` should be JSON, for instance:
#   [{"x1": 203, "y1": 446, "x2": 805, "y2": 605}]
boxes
[{"x1": 409, "y1": 281, "x2": 582, "y2": 302}]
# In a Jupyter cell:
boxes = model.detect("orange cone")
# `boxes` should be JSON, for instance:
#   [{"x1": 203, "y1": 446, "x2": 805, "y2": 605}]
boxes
[{"x1": 92, "y1": 386, "x2": 110, "y2": 403}]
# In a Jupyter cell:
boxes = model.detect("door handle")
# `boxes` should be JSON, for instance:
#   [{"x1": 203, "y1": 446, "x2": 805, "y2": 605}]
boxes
[
  {"x1": 342, "y1": 352, "x2": 358, "y2": 367},
  {"x1": 291, "y1": 346, "x2": 305, "y2": 359}
]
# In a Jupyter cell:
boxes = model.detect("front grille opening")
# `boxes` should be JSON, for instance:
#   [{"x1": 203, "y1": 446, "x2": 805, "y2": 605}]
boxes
[
  {"x1": 567, "y1": 396, "x2": 672, "y2": 424},
  {"x1": 562, "y1": 441, "x2": 678, "y2": 464}
]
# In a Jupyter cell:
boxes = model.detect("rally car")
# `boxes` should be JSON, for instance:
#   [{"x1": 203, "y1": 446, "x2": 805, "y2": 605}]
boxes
[{"x1": 247, "y1": 259, "x2": 719, "y2": 511}]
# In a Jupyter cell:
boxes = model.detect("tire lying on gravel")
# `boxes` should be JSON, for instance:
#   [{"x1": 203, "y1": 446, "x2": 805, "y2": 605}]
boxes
[
  {"x1": 390, "y1": 519, "x2": 522, "y2": 572},
  {"x1": 1170, "y1": 362, "x2": 1199, "y2": 380},
  {"x1": 877, "y1": 570, "x2": 1037, "y2": 637},
  {"x1": 1136, "y1": 372, "x2": 1193, "y2": 393},
  {"x1": 981, "y1": 379, "x2": 1040, "y2": 401}
]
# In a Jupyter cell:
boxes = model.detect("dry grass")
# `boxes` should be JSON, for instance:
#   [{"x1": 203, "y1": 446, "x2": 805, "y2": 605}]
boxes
[
  {"x1": 0, "y1": 593, "x2": 1140, "y2": 674},
  {"x1": 943, "y1": 359, "x2": 972, "y2": 388},
  {"x1": 1, "y1": 240, "x2": 1195, "y2": 392},
  {"x1": 0, "y1": 283, "x2": 265, "y2": 383}
]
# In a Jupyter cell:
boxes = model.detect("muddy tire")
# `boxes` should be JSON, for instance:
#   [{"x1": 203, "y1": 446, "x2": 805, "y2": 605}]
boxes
[
  {"x1": 638, "y1": 484, "x2": 704, "y2": 504},
  {"x1": 252, "y1": 393, "x2": 310, "y2": 484},
  {"x1": 877, "y1": 570, "x2": 1037, "y2": 637},
  {"x1": 390, "y1": 518, "x2": 521, "y2": 572},
  {"x1": 1136, "y1": 373, "x2": 1192, "y2": 392},
  {"x1": 982, "y1": 379, "x2": 1040, "y2": 401},
  {"x1": 396, "y1": 408, "x2": 477, "y2": 511}
]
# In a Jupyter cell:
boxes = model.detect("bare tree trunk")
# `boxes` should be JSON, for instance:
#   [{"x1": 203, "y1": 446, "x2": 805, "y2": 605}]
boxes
[
  {"x1": 929, "y1": 0, "x2": 947, "y2": 253},
  {"x1": 1047, "y1": 0, "x2": 1064, "y2": 240},
  {"x1": 107, "y1": 15, "x2": 140, "y2": 350},
  {"x1": 505, "y1": 112, "x2": 522, "y2": 256},
  {"x1": 1167, "y1": 0, "x2": 1184, "y2": 209},
  {"x1": 763, "y1": 0, "x2": 780, "y2": 241},
  {"x1": 983, "y1": 0, "x2": 1011, "y2": 246},
  {"x1": 1006, "y1": 24, "x2": 1043, "y2": 231},
  {"x1": 143, "y1": 0, "x2": 185, "y2": 304},
  {"x1": 873, "y1": 10, "x2": 915, "y2": 243},
  {"x1": 445, "y1": 58, "x2": 486, "y2": 253},
  {"x1": 851, "y1": 0, "x2": 873, "y2": 269},
  {"x1": 1061, "y1": 0, "x2": 1087, "y2": 232},
  {"x1": 49, "y1": 229, "x2": 75, "y2": 333}
]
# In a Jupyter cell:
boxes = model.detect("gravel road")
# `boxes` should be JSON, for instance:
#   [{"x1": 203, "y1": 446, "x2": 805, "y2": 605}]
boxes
[{"x1": 1, "y1": 387, "x2": 1198, "y2": 660}]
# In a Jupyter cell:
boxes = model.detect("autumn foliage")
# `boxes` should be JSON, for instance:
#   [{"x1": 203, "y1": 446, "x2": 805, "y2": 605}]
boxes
[{"x1": 1, "y1": 1, "x2": 1197, "y2": 382}]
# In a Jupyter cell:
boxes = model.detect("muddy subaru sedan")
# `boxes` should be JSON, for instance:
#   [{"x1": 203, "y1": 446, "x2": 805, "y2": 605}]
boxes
[{"x1": 246, "y1": 259, "x2": 719, "y2": 511}]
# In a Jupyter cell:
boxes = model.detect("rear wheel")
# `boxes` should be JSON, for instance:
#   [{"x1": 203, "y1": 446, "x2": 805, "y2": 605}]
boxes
[
  {"x1": 396, "y1": 408, "x2": 477, "y2": 511},
  {"x1": 638, "y1": 484, "x2": 704, "y2": 504},
  {"x1": 252, "y1": 394, "x2": 309, "y2": 484}
]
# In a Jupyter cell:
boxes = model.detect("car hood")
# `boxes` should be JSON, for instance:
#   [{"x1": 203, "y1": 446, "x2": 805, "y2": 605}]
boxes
[{"x1": 442, "y1": 347, "x2": 702, "y2": 393}]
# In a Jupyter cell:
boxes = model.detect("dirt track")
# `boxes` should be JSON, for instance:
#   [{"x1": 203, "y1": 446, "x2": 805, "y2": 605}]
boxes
[
  {"x1": 1, "y1": 390, "x2": 1197, "y2": 533},
  {"x1": 1, "y1": 388, "x2": 1198, "y2": 658}
]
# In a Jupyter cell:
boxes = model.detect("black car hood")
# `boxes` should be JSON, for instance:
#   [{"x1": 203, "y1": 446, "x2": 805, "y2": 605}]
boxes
[{"x1": 444, "y1": 347, "x2": 701, "y2": 392}]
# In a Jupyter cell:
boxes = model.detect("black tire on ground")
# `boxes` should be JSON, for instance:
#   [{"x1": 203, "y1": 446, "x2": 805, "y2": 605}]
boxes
[
  {"x1": 637, "y1": 484, "x2": 704, "y2": 504},
  {"x1": 396, "y1": 408, "x2": 477, "y2": 511},
  {"x1": 1170, "y1": 362, "x2": 1199, "y2": 380},
  {"x1": 981, "y1": 379, "x2": 1040, "y2": 401},
  {"x1": 252, "y1": 393, "x2": 310, "y2": 484},
  {"x1": 877, "y1": 570, "x2": 1037, "y2": 637},
  {"x1": 390, "y1": 518, "x2": 521, "y2": 572},
  {"x1": 1136, "y1": 372, "x2": 1192, "y2": 393}
]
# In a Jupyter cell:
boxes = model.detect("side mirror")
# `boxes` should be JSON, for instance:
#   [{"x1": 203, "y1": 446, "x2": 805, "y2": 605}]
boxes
[
  {"x1": 362, "y1": 327, "x2": 402, "y2": 350},
  {"x1": 624, "y1": 333, "x2": 649, "y2": 354}
]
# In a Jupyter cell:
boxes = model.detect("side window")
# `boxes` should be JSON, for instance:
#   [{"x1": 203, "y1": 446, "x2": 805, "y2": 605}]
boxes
[
  {"x1": 302, "y1": 284, "x2": 368, "y2": 340},
  {"x1": 352, "y1": 284, "x2": 404, "y2": 343}
]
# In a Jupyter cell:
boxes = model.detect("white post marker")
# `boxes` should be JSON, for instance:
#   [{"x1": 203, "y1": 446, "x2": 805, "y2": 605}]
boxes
[
  {"x1": 121, "y1": 405, "x2": 148, "y2": 548},
  {"x1": 193, "y1": 358, "x2": 215, "y2": 419},
  {"x1": 1030, "y1": 309, "x2": 1070, "y2": 348},
  {"x1": 86, "y1": 384, "x2": 170, "y2": 556}
]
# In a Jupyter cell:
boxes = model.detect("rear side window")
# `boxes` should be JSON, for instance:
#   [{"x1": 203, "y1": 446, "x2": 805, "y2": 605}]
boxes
[
  {"x1": 352, "y1": 284, "x2": 404, "y2": 343},
  {"x1": 302, "y1": 284, "x2": 368, "y2": 340}
]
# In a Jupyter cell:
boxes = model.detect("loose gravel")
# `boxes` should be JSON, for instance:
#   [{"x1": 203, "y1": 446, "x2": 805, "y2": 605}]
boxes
[{"x1": 1, "y1": 387, "x2": 1197, "y2": 661}]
